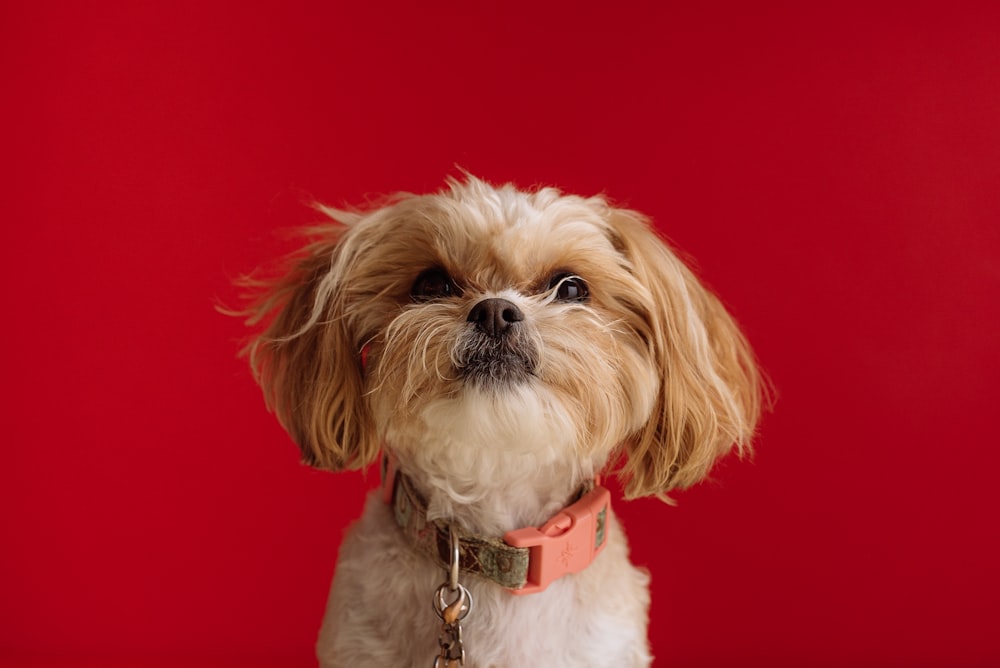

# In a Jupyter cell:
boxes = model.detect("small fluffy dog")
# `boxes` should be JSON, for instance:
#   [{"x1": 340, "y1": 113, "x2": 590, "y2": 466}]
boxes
[{"x1": 240, "y1": 176, "x2": 762, "y2": 667}]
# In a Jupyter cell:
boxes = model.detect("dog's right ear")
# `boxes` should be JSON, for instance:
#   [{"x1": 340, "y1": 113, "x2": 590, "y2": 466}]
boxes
[{"x1": 235, "y1": 221, "x2": 379, "y2": 471}]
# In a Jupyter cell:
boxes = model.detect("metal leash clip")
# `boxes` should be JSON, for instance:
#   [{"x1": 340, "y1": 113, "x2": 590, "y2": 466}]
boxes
[{"x1": 432, "y1": 525, "x2": 473, "y2": 667}]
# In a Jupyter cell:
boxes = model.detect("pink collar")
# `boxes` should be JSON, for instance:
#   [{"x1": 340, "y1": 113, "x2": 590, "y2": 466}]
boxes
[{"x1": 381, "y1": 455, "x2": 611, "y2": 595}]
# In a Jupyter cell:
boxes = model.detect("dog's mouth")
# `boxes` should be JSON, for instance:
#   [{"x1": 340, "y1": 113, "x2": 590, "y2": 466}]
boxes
[{"x1": 455, "y1": 334, "x2": 538, "y2": 388}]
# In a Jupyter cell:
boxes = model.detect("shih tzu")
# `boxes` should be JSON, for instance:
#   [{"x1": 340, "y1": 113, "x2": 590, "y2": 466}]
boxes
[{"x1": 239, "y1": 176, "x2": 763, "y2": 666}]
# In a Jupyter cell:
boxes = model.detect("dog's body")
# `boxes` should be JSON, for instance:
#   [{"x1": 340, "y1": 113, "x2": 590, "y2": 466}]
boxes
[{"x1": 240, "y1": 177, "x2": 762, "y2": 666}]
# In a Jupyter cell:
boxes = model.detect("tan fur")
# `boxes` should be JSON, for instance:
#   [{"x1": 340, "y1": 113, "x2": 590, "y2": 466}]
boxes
[
  {"x1": 603, "y1": 207, "x2": 763, "y2": 498},
  {"x1": 235, "y1": 175, "x2": 765, "y2": 665},
  {"x1": 237, "y1": 222, "x2": 380, "y2": 470}
]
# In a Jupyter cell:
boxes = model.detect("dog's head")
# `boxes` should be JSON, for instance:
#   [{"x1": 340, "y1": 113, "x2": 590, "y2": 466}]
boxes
[{"x1": 241, "y1": 176, "x2": 762, "y2": 499}]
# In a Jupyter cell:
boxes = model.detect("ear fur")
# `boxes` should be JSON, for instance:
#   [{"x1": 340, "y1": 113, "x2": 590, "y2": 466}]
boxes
[
  {"x1": 606, "y1": 208, "x2": 764, "y2": 499},
  {"x1": 236, "y1": 220, "x2": 379, "y2": 471}
]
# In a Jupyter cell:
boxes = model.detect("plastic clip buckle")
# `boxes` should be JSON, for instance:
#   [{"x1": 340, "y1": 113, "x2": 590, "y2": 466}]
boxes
[{"x1": 503, "y1": 485, "x2": 611, "y2": 595}]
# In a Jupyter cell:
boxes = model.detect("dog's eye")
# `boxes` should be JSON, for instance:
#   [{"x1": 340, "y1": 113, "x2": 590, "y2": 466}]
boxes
[
  {"x1": 411, "y1": 268, "x2": 456, "y2": 301},
  {"x1": 550, "y1": 274, "x2": 589, "y2": 302}
]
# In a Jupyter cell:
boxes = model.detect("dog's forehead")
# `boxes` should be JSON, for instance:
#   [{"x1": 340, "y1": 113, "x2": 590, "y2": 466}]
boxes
[{"x1": 430, "y1": 191, "x2": 615, "y2": 285}]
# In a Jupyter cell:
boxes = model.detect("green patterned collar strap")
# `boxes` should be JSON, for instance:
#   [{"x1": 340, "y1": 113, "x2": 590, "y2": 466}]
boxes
[{"x1": 380, "y1": 455, "x2": 612, "y2": 595}]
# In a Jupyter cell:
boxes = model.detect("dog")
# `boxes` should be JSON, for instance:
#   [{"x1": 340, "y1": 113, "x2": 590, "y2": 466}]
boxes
[{"x1": 239, "y1": 175, "x2": 763, "y2": 666}]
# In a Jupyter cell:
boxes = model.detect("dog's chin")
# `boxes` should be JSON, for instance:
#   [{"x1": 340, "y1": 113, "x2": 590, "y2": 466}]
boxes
[
  {"x1": 455, "y1": 335, "x2": 539, "y2": 391},
  {"x1": 458, "y1": 351, "x2": 536, "y2": 390}
]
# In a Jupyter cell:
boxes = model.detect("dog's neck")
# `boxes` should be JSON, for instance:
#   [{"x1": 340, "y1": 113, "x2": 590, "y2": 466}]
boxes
[
  {"x1": 390, "y1": 448, "x2": 594, "y2": 536},
  {"x1": 381, "y1": 386, "x2": 609, "y2": 536}
]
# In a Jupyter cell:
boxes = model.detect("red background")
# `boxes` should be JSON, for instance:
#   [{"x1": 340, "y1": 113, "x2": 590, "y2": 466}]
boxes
[{"x1": 2, "y1": 2, "x2": 998, "y2": 666}]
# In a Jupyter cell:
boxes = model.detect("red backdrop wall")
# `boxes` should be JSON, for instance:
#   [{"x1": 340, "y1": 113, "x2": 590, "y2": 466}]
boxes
[{"x1": 2, "y1": 2, "x2": 998, "y2": 666}]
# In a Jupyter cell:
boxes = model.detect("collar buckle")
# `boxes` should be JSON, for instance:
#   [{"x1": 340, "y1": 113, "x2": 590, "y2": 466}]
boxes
[{"x1": 503, "y1": 485, "x2": 611, "y2": 595}]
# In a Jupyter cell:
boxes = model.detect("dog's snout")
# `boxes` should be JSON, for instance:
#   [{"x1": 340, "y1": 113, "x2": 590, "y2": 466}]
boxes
[{"x1": 468, "y1": 298, "x2": 524, "y2": 338}]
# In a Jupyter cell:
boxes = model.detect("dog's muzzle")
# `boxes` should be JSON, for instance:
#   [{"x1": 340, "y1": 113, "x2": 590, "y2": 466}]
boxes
[{"x1": 457, "y1": 298, "x2": 537, "y2": 386}]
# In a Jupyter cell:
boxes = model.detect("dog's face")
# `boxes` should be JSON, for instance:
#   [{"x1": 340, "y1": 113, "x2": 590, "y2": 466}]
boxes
[{"x1": 242, "y1": 177, "x2": 761, "y2": 499}]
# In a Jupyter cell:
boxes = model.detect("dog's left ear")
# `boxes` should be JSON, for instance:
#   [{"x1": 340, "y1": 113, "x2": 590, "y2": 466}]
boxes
[{"x1": 604, "y1": 208, "x2": 765, "y2": 499}]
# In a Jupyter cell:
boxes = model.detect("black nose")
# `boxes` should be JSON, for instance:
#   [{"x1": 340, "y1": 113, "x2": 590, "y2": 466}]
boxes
[{"x1": 467, "y1": 298, "x2": 524, "y2": 338}]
